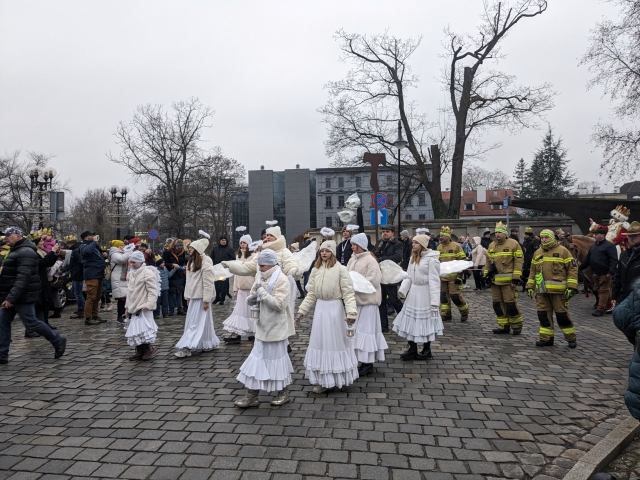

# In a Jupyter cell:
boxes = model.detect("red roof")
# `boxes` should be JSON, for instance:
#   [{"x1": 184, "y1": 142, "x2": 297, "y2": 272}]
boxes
[{"x1": 441, "y1": 189, "x2": 518, "y2": 216}]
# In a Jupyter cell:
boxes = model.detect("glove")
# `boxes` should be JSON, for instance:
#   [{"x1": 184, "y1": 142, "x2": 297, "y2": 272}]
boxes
[
  {"x1": 527, "y1": 289, "x2": 535, "y2": 299},
  {"x1": 430, "y1": 306, "x2": 440, "y2": 318},
  {"x1": 246, "y1": 295, "x2": 258, "y2": 306},
  {"x1": 565, "y1": 288, "x2": 577, "y2": 300},
  {"x1": 256, "y1": 286, "x2": 267, "y2": 299},
  {"x1": 454, "y1": 274, "x2": 463, "y2": 285}
]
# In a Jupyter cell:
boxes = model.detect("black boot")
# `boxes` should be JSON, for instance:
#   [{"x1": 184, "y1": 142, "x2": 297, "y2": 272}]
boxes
[
  {"x1": 416, "y1": 342, "x2": 433, "y2": 360},
  {"x1": 536, "y1": 337, "x2": 554, "y2": 347},
  {"x1": 212, "y1": 298, "x2": 220, "y2": 305},
  {"x1": 512, "y1": 327, "x2": 522, "y2": 335},
  {"x1": 400, "y1": 341, "x2": 418, "y2": 361},
  {"x1": 224, "y1": 335, "x2": 241, "y2": 344},
  {"x1": 50, "y1": 309, "x2": 62, "y2": 319},
  {"x1": 44, "y1": 319, "x2": 57, "y2": 330},
  {"x1": 460, "y1": 313, "x2": 468, "y2": 323},
  {"x1": 24, "y1": 330, "x2": 40, "y2": 338},
  {"x1": 493, "y1": 326, "x2": 510, "y2": 334},
  {"x1": 358, "y1": 363, "x2": 374, "y2": 376},
  {"x1": 442, "y1": 315, "x2": 452, "y2": 322}
]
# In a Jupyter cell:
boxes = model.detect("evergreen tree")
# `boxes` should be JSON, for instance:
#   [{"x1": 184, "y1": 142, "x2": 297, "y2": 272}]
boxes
[
  {"x1": 525, "y1": 126, "x2": 576, "y2": 216},
  {"x1": 511, "y1": 158, "x2": 529, "y2": 198}
]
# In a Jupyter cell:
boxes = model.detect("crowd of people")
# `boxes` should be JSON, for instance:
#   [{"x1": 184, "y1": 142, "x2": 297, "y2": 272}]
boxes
[{"x1": 6, "y1": 208, "x2": 640, "y2": 419}]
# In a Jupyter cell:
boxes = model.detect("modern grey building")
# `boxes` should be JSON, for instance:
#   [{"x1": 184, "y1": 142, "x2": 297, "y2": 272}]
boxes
[
  {"x1": 244, "y1": 166, "x2": 317, "y2": 243},
  {"x1": 231, "y1": 191, "x2": 249, "y2": 246},
  {"x1": 315, "y1": 166, "x2": 434, "y2": 229}
]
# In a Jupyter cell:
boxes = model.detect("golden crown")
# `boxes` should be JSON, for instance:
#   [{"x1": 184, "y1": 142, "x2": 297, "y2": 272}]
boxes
[
  {"x1": 439, "y1": 226, "x2": 453, "y2": 236},
  {"x1": 495, "y1": 221, "x2": 507, "y2": 230},
  {"x1": 38, "y1": 227, "x2": 52, "y2": 236},
  {"x1": 616, "y1": 205, "x2": 631, "y2": 217},
  {"x1": 64, "y1": 235, "x2": 77, "y2": 242},
  {"x1": 27, "y1": 232, "x2": 40, "y2": 241}
]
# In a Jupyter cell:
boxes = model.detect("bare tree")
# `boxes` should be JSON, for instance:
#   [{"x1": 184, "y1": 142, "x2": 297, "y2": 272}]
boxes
[
  {"x1": 577, "y1": 180, "x2": 601, "y2": 194},
  {"x1": 444, "y1": 0, "x2": 554, "y2": 216},
  {"x1": 65, "y1": 188, "x2": 121, "y2": 242},
  {"x1": 108, "y1": 97, "x2": 215, "y2": 237},
  {"x1": 462, "y1": 165, "x2": 510, "y2": 191},
  {"x1": 581, "y1": 0, "x2": 640, "y2": 180}
]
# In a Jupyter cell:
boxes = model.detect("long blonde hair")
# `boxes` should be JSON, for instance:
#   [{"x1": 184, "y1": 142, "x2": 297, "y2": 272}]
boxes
[
  {"x1": 314, "y1": 253, "x2": 337, "y2": 269},
  {"x1": 410, "y1": 245, "x2": 426, "y2": 265}
]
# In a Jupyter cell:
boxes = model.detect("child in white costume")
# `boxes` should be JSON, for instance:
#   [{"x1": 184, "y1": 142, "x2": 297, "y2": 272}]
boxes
[
  {"x1": 222, "y1": 234, "x2": 257, "y2": 344},
  {"x1": 393, "y1": 234, "x2": 443, "y2": 361},
  {"x1": 347, "y1": 233, "x2": 388, "y2": 376},
  {"x1": 174, "y1": 235, "x2": 220, "y2": 357},
  {"x1": 296, "y1": 240, "x2": 359, "y2": 393},
  {"x1": 125, "y1": 251, "x2": 159, "y2": 361},
  {"x1": 235, "y1": 249, "x2": 295, "y2": 408}
]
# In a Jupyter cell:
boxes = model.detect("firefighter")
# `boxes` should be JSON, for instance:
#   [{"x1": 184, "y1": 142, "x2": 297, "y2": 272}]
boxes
[
  {"x1": 526, "y1": 229, "x2": 578, "y2": 348},
  {"x1": 485, "y1": 221, "x2": 524, "y2": 335},
  {"x1": 437, "y1": 226, "x2": 469, "y2": 322}
]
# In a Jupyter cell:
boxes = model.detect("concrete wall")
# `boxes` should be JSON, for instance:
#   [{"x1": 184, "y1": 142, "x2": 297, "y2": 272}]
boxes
[
  {"x1": 285, "y1": 168, "x2": 311, "y2": 243},
  {"x1": 248, "y1": 170, "x2": 274, "y2": 241}
]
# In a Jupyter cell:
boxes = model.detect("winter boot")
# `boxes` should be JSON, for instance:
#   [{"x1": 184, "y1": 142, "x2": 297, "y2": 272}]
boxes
[
  {"x1": 50, "y1": 309, "x2": 62, "y2": 319},
  {"x1": 270, "y1": 386, "x2": 291, "y2": 406},
  {"x1": 460, "y1": 313, "x2": 468, "y2": 322},
  {"x1": 235, "y1": 389, "x2": 260, "y2": 408},
  {"x1": 24, "y1": 330, "x2": 40, "y2": 338},
  {"x1": 568, "y1": 340, "x2": 577, "y2": 349},
  {"x1": 512, "y1": 328, "x2": 522, "y2": 335},
  {"x1": 441, "y1": 315, "x2": 452, "y2": 322},
  {"x1": 223, "y1": 335, "x2": 241, "y2": 345},
  {"x1": 400, "y1": 341, "x2": 418, "y2": 361},
  {"x1": 129, "y1": 345, "x2": 143, "y2": 361},
  {"x1": 141, "y1": 344, "x2": 156, "y2": 360},
  {"x1": 168, "y1": 308, "x2": 175, "y2": 316},
  {"x1": 535, "y1": 337, "x2": 554, "y2": 347},
  {"x1": 493, "y1": 325, "x2": 510, "y2": 334},
  {"x1": 358, "y1": 363, "x2": 374, "y2": 376},
  {"x1": 416, "y1": 342, "x2": 433, "y2": 361}
]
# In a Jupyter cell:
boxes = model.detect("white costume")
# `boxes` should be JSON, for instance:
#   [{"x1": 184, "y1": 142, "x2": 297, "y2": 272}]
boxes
[
  {"x1": 393, "y1": 249, "x2": 444, "y2": 342},
  {"x1": 222, "y1": 249, "x2": 257, "y2": 336},
  {"x1": 125, "y1": 263, "x2": 159, "y2": 346}
]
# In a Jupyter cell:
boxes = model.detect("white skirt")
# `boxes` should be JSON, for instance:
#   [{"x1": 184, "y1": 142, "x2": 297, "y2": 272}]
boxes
[
  {"x1": 304, "y1": 299, "x2": 359, "y2": 389},
  {"x1": 222, "y1": 289, "x2": 256, "y2": 336},
  {"x1": 354, "y1": 304, "x2": 388, "y2": 363},
  {"x1": 392, "y1": 283, "x2": 444, "y2": 342},
  {"x1": 288, "y1": 275, "x2": 296, "y2": 317},
  {"x1": 236, "y1": 339, "x2": 293, "y2": 393},
  {"x1": 126, "y1": 310, "x2": 158, "y2": 346},
  {"x1": 175, "y1": 299, "x2": 220, "y2": 350}
]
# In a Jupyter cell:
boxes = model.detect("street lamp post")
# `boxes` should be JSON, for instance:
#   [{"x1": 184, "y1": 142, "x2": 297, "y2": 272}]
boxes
[
  {"x1": 109, "y1": 185, "x2": 129, "y2": 240},
  {"x1": 393, "y1": 120, "x2": 408, "y2": 233},
  {"x1": 28, "y1": 166, "x2": 57, "y2": 229}
]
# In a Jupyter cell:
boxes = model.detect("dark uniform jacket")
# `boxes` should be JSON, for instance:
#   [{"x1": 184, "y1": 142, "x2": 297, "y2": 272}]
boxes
[
  {"x1": 613, "y1": 247, "x2": 640, "y2": 303},
  {"x1": 337, "y1": 239, "x2": 353, "y2": 266},
  {"x1": 68, "y1": 242, "x2": 84, "y2": 282},
  {"x1": 0, "y1": 238, "x2": 41, "y2": 304},
  {"x1": 579, "y1": 239, "x2": 618, "y2": 276}
]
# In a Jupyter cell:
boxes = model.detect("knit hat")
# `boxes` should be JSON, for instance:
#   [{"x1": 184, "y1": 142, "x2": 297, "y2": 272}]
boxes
[
  {"x1": 190, "y1": 237, "x2": 209, "y2": 254},
  {"x1": 266, "y1": 226, "x2": 282, "y2": 239},
  {"x1": 130, "y1": 237, "x2": 141, "y2": 245},
  {"x1": 257, "y1": 249, "x2": 278, "y2": 266},
  {"x1": 111, "y1": 240, "x2": 124, "y2": 248},
  {"x1": 413, "y1": 234, "x2": 431, "y2": 251},
  {"x1": 130, "y1": 251, "x2": 145, "y2": 263},
  {"x1": 525, "y1": 227, "x2": 533, "y2": 234},
  {"x1": 351, "y1": 233, "x2": 368, "y2": 251},
  {"x1": 239, "y1": 234, "x2": 252, "y2": 246},
  {"x1": 540, "y1": 229, "x2": 554, "y2": 239},
  {"x1": 319, "y1": 240, "x2": 337, "y2": 256},
  {"x1": 155, "y1": 258, "x2": 165, "y2": 267},
  {"x1": 2, "y1": 226, "x2": 23, "y2": 236},
  {"x1": 400, "y1": 230, "x2": 410, "y2": 239},
  {"x1": 290, "y1": 242, "x2": 299, "y2": 252}
]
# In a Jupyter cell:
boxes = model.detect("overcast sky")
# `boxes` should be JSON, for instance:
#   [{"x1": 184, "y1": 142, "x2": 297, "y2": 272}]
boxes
[{"x1": 0, "y1": 0, "x2": 623, "y2": 199}]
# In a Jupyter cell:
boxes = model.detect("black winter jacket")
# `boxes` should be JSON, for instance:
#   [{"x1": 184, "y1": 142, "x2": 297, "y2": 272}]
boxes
[
  {"x1": 68, "y1": 242, "x2": 84, "y2": 282},
  {"x1": 337, "y1": 239, "x2": 353, "y2": 266},
  {"x1": 375, "y1": 237, "x2": 403, "y2": 265},
  {"x1": 579, "y1": 239, "x2": 618, "y2": 276},
  {"x1": 210, "y1": 244, "x2": 236, "y2": 266},
  {"x1": 80, "y1": 241, "x2": 105, "y2": 280},
  {"x1": 522, "y1": 235, "x2": 540, "y2": 270},
  {"x1": 163, "y1": 248, "x2": 187, "y2": 288},
  {"x1": 481, "y1": 236, "x2": 492, "y2": 250},
  {"x1": 0, "y1": 238, "x2": 42, "y2": 304},
  {"x1": 37, "y1": 250, "x2": 58, "y2": 305},
  {"x1": 400, "y1": 238, "x2": 412, "y2": 270},
  {"x1": 613, "y1": 247, "x2": 640, "y2": 303}
]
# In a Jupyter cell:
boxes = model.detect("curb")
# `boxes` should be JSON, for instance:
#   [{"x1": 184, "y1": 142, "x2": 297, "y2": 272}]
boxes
[{"x1": 564, "y1": 416, "x2": 640, "y2": 480}]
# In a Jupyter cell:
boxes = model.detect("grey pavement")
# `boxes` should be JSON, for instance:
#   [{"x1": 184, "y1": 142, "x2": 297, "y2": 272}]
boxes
[{"x1": 0, "y1": 288, "x2": 634, "y2": 479}]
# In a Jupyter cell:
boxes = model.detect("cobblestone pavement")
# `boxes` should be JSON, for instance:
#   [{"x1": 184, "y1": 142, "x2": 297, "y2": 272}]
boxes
[
  {"x1": 0, "y1": 289, "x2": 634, "y2": 479},
  {"x1": 604, "y1": 433, "x2": 640, "y2": 479}
]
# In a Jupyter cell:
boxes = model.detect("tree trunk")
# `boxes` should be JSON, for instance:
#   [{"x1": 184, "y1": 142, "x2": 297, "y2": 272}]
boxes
[
  {"x1": 448, "y1": 66, "x2": 473, "y2": 219},
  {"x1": 424, "y1": 145, "x2": 448, "y2": 219}
]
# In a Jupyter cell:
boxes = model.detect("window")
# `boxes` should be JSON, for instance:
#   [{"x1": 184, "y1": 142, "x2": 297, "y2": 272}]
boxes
[
  {"x1": 338, "y1": 195, "x2": 345, "y2": 207},
  {"x1": 418, "y1": 193, "x2": 426, "y2": 205},
  {"x1": 325, "y1": 178, "x2": 332, "y2": 188},
  {"x1": 490, "y1": 203, "x2": 503, "y2": 210},
  {"x1": 405, "y1": 214, "x2": 412, "y2": 220},
  {"x1": 355, "y1": 176, "x2": 362, "y2": 188},
  {"x1": 418, "y1": 214, "x2": 426, "y2": 220},
  {"x1": 386, "y1": 175, "x2": 394, "y2": 186},
  {"x1": 493, "y1": 190, "x2": 498, "y2": 196},
  {"x1": 463, "y1": 203, "x2": 475, "y2": 211},
  {"x1": 338, "y1": 177, "x2": 344, "y2": 188},
  {"x1": 325, "y1": 217, "x2": 333, "y2": 228},
  {"x1": 405, "y1": 195, "x2": 413, "y2": 207},
  {"x1": 325, "y1": 196, "x2": 332, "y2": 208}
]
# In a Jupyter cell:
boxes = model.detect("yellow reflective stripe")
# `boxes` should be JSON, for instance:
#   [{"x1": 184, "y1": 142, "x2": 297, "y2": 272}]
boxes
[
  {"x1": 536, "y1": 257, "x2": 572, "y2": 263},
  {"x1": 441, "y1": 305, "x2": 451, "y2": 310},
  {"x1": 515, "y1": 251, "x2": 523, "y2": 257},
  {"x1": 488, "y1": 252, "x2": 517, "y2": 257},
  {"x1": 458, "y1": 304, "x2": 469, "y2": 312},
  {"x1": 495, "y1": 274, "x2": 513, "y2": 280},
  {"x1": 545, "y1": 285, "x2": 567, "y2": 291},
  {"x1": 509, "y1": 316, "x2": 523, "y2": 323},
  {"x1": 512, "y1": 270, "x2": 522, "y2": 276},
  {"x1": 539, "y1": 327, "x2": 555, "y2": 336},
  {"x1": 497, "y1": 318, "x2": 509, "y2": 325},
  {"x1": 456, "y1": 252, "x2": 467, "y2": 258},
  {"x1": 439, "y1": 253, "x2": 458, "y2": 257},
  {"x1": 561, "y1": 327, "x2": 576, "y2": 335}
]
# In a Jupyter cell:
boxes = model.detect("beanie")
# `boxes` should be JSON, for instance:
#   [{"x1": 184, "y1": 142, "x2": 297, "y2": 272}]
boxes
[
  {"x1": 351, "y1": 233, "x2": 368, "y2": 251},
  {"x1": 130, "y1": 251, "x2": 145, "y2": 263},
  {"x1": 257, "y1": 249, "x2": 278, "y2": 266},
  {"x1": 111, "y1": 240, "x2": 124, "y2": 248},
  {"x1": 413, "y1": 234, "x2": 431, "y2": 251},
  {"x1": 265, "y1": 226, "x2": 282, "y2": 239},
  {"x1": 130, "y1": 237, "x2": 141, "y2": 245},
  {"x1": 400, "y1": 230, "x2": 410, "y2": 239},
  {"x1": 319, "y1": 240, "x2": 337, "y2": 257},
  {"x1": 239, "y1": 234, "x2": 252, "y2": 246},
  {"x1": 190, "y1": 238, "x2": 209, "y2": 254},
  {"x1": 155, "y1": 258, "x2": 165, "y2": 267}
]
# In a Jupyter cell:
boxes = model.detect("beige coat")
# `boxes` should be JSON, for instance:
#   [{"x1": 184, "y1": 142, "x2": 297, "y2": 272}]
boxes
[
  {"x1": 233, "y1": 251, "x2": 257, "y2": 291},
  {"x1": 250, "y1": 266, "x2": 295, "y2": 342},
  {"x1": 347, "y1": 251, "x2": 382, "y2": 306},
  {"x1": 298, "y1": 261, "x2": 358, "y2": 318},
  {"x1": 224, "y1": 236, "x2": 302, "y2": 279},
  {"x1": 471, "y1": 236, "x2": 487, "y2": 267},
  {"x1": 125, "y1": 265, "x2": 159, "y2": 312},
  {"x1": 184, "y1": 255, "x2": 216, "y2": 303}
]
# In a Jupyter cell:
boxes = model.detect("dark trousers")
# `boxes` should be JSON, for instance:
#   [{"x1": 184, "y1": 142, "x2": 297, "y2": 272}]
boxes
[
  {"x1": 72, "y1": 280, "x2": 85, "y2": 313},
  {"x1": 215, "y1": 279, "x2": 230, "y2": 301},
  {"x1": 0, "y1": 303, "x2": 63, "y2": 360},
  {"x1": 168, "y1": 286, "x2": 183, "y2": 311},
  {"x1": 155, "y1": 290, "x2": 169, "y2": 317},
  {"x1": 379, "y1": 283, "x2": 402, "y2": 329},
  {"x1": 117, "y1": 298, "x2": 126, "y2": 320},
  {"x1": 472, "y1": 267, "x2": 485, "y2": 290}
]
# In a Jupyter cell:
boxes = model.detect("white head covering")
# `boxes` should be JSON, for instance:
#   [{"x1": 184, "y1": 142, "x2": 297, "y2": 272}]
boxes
[
  {"x1": 351, "y1": 233, "x2": 368, "y2": 251},
  {"x1": 413, "y1": 234, "x2": 431, "y2": 251},
  {"x1": 257, "y1": 249, "x2": 278, "y2": 266},
  {"x1": 130, "y1": 251, "x2": 145, "y2": 263},
  {"x1": 239, "y1": 234, "x2": 252, "y2": 246},
  {"x1": 265, "y1": 226, "x2": 282, "y2": 239},
  {"x1": 319, "y1": 240, "x2": 337, "y2": 257},
  {"x1": 190, "y1": 238, "x2": 209, "y2": 254}
]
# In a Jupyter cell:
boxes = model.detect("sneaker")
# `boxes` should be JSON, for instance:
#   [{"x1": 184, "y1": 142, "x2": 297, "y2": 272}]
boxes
[
  {"x1": 312, "y1": 386, "x2": 327, "y2": 394},
  {"x1": 85, "y1": 318, "x2": 101, "y2": 326},
  {"x1": 98, "y1": 317, "x2": 107, "y2": 323},
  {"x1": 174, "y1": 349, "x2": 192, "y2": 358},
  {"x1": 592, "y1": 310, "x2": 604, "y2": 317},
  {"x1": 106, "y1": 304, "x2": 113, "y2": 312},
  {"x1": 25, "y1": 330, "x2": 40, "y2": 338}
]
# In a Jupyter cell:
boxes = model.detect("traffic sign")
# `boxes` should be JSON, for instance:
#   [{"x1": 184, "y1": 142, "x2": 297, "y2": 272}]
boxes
[
  {"x1": 371, "y1": 192, "x2": 387, "y2": 209},
  {"x1": 147, "y1": 229, "x2": 159, "y2": 240},
  {"x1": 370, "y1": 208, "x2": 388, "y2": 226}
]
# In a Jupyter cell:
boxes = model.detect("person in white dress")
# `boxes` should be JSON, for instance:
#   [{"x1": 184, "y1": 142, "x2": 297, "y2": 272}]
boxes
[
  {"x1": 222, "y1": 234, "x2": 257, "y2": 345},
  {"x1": 347, "y1": 233, "x2": 388, "y2": 376},
  {"x1": 235, "y1": 249, "x2": 295, "y2": 408},
  {"x1": 125, "y1": 251, "x2": 159, "y2": 361},
  {"x1": 296, "y1": 240, "x2": 359, "y2": 394},
  {"x1": 174, "y1": 235, "x2": 220, "y2": 357},
  {"x1": 393, "y1": 234, "x2": 443, "y2": 361}
]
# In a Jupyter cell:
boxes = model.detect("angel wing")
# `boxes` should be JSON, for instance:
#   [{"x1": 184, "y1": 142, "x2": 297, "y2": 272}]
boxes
[
  {"x1": 379, "y1": 260, "x2": 409, "y2": 285},
  {"x1": 349, "y1": 271, "x2": 376, "y2": 294},
  {"x1": 439, "y1": 260, "x2": 473, "y2": 277},
  {"x1": 292, "y1": 242, "x2": 317, "y2": 273},
  {"x1": 212, "y1": 262, "x2": 235, "y2": 280}
]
